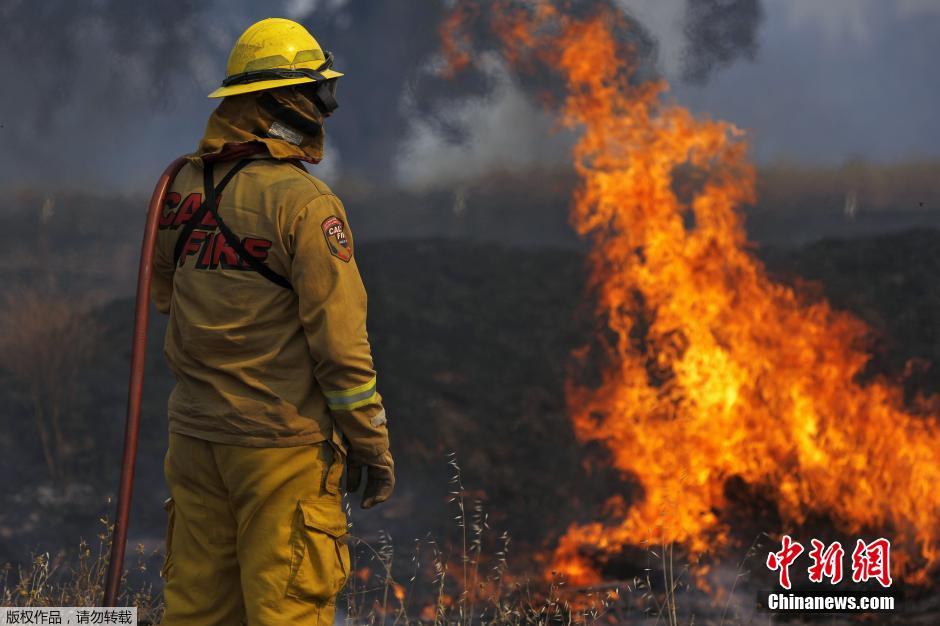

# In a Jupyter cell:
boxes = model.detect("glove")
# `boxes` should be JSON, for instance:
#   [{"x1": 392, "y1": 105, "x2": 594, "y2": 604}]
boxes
[{"x1": 345, "y1": 448, "x2": 395, "y2": 509}]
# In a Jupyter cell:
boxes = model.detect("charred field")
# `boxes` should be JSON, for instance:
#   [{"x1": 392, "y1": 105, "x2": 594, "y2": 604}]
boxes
[{"x1": 0, "y1": 227, "x2": 939, "y2": 622}]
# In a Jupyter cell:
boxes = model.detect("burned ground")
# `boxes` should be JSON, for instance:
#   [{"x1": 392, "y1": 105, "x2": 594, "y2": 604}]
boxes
[{"x1": 0, "y1": 230, "x2": 938, "y2": 585}]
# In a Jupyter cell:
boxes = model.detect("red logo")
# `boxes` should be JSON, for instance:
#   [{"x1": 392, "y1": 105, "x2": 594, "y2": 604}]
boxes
[
  {"x1": 321, "y1": 215, "x2": 352, "y2": 262},
  {"x1": 851, "y1": 538, "x2": 893, "y2": 588},
  {"x1": 766, "y1": 535, "x2": 804, "y2": 589},
  {"x1": 807, "y1": 539, "x2": 845, "y2": 584},
  {"x1": 766, "y1": 536, "x2": 893, "y2": 588}
]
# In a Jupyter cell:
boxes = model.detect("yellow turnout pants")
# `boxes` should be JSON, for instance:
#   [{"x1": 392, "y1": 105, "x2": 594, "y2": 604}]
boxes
[{"x1": 159, "y1": 432, "x2": 350, "y2": 625}]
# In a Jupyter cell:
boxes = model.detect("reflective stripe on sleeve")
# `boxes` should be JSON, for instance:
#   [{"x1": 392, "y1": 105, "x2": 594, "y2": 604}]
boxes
[{"x1": 323, "y1": 376, "x2": 378, "y2": 411}]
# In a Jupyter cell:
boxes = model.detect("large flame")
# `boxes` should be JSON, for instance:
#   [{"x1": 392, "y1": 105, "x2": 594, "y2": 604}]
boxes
[{"x1": 443, "y1": 1, "x2": 940, "y2": 585}]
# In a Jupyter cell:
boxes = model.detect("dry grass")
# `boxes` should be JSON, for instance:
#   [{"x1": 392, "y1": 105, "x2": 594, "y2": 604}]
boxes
[
  {"x1": 0, "y1": 517, "x2": 162, "y2": 623},
  {"x1": 342, "y1": 454, "x2": 628, "y2": 625},
  {"x1": 0, "y1": 458, "x2": 771, "y2": 625},
  {"x1": 0, "y1": 287, "x2": 103, "y2": 481}
]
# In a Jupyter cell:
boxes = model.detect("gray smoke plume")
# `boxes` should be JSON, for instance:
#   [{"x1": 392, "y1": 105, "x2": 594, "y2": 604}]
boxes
[
  {"x1": 0, "y1": 0, "x2": 764, "y2": 191},
  {"x1": 396, "y1": 0, "x2": 765, "y2": 189},
  {"x1": 0, "y1": 0, "x2": 209, "y2": 176},
  {"x1": 682, "y1": 0, "x2": 763, "y2": 84}
]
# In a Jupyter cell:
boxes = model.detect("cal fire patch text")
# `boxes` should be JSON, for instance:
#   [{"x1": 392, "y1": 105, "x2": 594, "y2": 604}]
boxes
[{"x1": 321, "y1": 215, "x2": 352, "y2": 262}]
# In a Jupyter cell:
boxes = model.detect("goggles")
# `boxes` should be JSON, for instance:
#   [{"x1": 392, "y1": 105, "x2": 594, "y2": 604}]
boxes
[{"x1": 224, "y1": 52, "x2": 339, "y2": 116}]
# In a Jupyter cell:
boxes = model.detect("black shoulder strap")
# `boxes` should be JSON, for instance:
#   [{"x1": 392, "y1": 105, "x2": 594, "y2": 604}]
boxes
[
  {"x1": 173, "y1": 159, "x2": 251, "y2": 266},
  {"x1": 173, "y1": 159, "x2": 294, "y2": 291}
]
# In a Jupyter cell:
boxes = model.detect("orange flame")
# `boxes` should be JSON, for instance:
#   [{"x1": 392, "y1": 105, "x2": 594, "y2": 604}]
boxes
[{"x1": 444, "y1": 1, "x2": 940, "y2": 586}]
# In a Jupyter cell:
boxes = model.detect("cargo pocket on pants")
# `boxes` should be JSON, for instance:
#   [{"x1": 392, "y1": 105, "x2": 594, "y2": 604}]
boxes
[
  {"x1": 160, "y1": 497, "x2": 175, "y2": 580},
  {"x1": 286, "y1": 498, "x2": 350, "y2": 602}
]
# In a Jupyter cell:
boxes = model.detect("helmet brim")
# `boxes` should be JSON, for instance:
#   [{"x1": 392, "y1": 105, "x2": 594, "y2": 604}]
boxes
[{"x1": 208, "y1": 68, "x2": 343, "y2": 99}]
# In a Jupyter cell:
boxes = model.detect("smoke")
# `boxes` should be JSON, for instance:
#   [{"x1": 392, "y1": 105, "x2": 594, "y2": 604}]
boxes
[
  {"x1": 0, "y1": 0, "x2": 210, "y2": 175},
  {"x1": 0, "y1": 0, "x2": 764, "y2": 191},
  {"x1": 0, "y1": 0, "x2": 372, "y2": 189},
  {"x1": 781, "y1": 0, "x2": 874, "y2": 46},
  {"x1": 285, "y1": 0, "x2": 351, "y2": 20},
  {"x1": 396, "y1": 0, "x2": 765, "y2": 190},
  {"x1": 395, "y1": 56, "x2": 573, "y2": 190},
  {"x1": 898, "y1": 0, "x2": 940, "y2": 18},
  {"x1": 2, "y1": 0, "x2": 932, "y2": 195},
  {"x1": 682, "y1": 0, "x2": 763, "y2": 84}
]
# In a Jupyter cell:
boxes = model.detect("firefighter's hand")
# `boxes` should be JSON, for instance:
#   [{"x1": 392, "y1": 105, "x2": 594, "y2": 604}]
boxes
[{"x1": 345, "y1": 449, "x2": 395, "y2": 509}]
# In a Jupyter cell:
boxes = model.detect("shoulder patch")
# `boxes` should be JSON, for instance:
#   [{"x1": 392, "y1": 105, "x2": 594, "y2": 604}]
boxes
[{"x1": 321, "y1": 215, "x2": 352, "y2": 262}]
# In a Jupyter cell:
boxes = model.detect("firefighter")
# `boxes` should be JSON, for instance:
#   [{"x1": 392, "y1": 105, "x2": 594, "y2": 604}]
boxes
[{"x1": 150, "y1": 18, "x2": 393, "y2": 626}]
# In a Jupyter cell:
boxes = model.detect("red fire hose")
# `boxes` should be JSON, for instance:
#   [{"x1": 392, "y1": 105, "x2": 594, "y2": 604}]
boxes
[{"x1": 103, "y1": 157, "x2": 187, "y2": 607}]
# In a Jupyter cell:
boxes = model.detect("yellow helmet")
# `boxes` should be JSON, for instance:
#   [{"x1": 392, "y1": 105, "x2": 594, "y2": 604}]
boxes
[{"x1": 208, "y1": 18, "x2": 343, "y2": 99}]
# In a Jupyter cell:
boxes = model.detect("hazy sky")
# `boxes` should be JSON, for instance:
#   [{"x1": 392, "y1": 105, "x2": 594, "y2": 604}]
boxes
[
  {"x1": 672, "y1": 0, "x2": 940, "y2": 164},
  {"x1": 0, "y1": 0, "x2": 937, "y2": 192}
]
